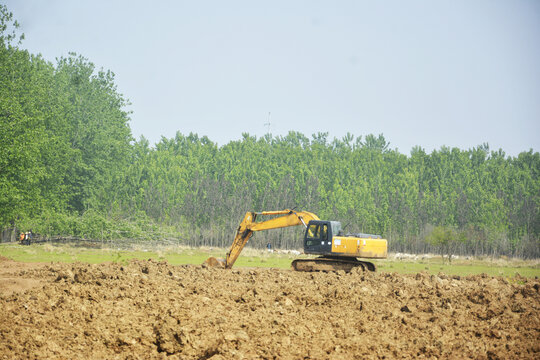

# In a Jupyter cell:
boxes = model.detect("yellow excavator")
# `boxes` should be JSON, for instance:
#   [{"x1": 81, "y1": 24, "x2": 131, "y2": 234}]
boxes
[{"x1": 205, "y1": 209, "x2": 387, "y2": 272}]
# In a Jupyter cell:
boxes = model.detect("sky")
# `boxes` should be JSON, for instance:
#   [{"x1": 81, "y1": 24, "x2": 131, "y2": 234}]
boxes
[{"x1": 5, "y1": 0, "x2": 540, "y2": 155}]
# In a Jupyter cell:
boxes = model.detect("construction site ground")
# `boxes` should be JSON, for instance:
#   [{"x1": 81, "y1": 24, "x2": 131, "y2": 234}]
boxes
[{"x1": 0, "y1": 255, "x2": 538, "y2": 359}]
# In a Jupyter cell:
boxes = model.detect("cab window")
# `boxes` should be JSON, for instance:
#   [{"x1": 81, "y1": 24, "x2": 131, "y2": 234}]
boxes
[
  {"x1": 306, "y1": 224, "x2": 319, "y2": 239},
  {"x1": 321, "y1": 224, "x2": 328, "y2": 240},
  {"x1": 306, "y1": 224, "x2": 319, "y2": 246}
]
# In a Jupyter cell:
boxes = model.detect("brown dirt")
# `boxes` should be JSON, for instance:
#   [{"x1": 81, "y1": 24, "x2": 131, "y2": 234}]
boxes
[
  {"x1": 0, "y1": 256, "x2": 48, "y2": 296},
  {"x1": 0, "y1": 258, "x2": 538, "y2": 359}
]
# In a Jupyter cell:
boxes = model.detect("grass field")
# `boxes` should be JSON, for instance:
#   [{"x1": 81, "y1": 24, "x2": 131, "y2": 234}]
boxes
[{"x1": 1, "y1": 242, "x2": 538, "y2": 278}]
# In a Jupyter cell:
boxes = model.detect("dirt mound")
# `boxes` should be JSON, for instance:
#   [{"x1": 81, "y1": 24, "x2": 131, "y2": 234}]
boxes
[{"x1": 0, "y1": 259, "x2": 538, "y2": 359}]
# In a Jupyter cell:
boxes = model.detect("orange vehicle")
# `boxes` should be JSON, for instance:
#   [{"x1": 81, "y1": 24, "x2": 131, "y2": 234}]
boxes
[{"x1": 205, "y1": 209, "x2": 387, "y2": 272}]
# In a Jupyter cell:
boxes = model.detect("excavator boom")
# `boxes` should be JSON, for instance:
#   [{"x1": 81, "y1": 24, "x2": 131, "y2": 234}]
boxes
[
  {"x1": 204, "y1": 210, "x2": 319, "y2": 269},
  {"x1": 224, "y1": 210, "x2": 319, "y2": 268}
]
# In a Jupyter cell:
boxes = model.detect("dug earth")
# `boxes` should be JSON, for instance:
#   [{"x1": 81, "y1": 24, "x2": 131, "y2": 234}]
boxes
[{"x1": 0, "y1": 257, "x2": 538, "y2": 359}]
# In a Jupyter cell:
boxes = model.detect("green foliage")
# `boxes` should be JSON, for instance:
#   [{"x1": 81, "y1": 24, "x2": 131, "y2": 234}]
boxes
[
  {"x1": 0, "y1": 4, "x2": 538, "y2": 258},
  {"x1": 17, "y1": 209, "x2": 170, "y2": 241},
  {"x1": 426, "y1": 226, "x2": 454, "y2": 247},
  {"x1": 426, "y1": 225, "x2": 467, "y2": 263},
  {"x1": 0, "y1": 4, "x2": 24, "y2": 47},
  {"x1": 0, "y1": 5, "x2": 132, "y2": 232},
  {"x1": 118, "y1": 131, "x2": 537, "y2": 257}
]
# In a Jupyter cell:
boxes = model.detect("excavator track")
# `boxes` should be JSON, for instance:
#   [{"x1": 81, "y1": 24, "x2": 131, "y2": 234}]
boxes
[{"x1": 291, "y1": 256, "x2": 376, "y2": 273}]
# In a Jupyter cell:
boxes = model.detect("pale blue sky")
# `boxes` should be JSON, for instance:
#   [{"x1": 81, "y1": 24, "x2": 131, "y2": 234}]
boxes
[{"x1": 6, "y1": 0, "x2": 540, "y2": 155}]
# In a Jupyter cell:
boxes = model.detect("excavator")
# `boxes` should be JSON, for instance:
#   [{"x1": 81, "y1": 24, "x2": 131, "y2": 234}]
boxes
[{"x1": 205, "y1": 209, "x2": 387, "y2": 272}]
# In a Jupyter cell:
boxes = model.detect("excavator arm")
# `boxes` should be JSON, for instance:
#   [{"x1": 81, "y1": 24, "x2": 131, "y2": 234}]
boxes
[{"x1": 209, "y1": 209, "x2": 319, "y2": 269}]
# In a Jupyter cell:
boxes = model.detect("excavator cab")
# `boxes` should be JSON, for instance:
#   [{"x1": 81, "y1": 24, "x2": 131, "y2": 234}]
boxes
[
  {"x1": 292, "y1": 219, "x2": 386, "y2": 272},
  {"x1": 304, "y1": 220, "x2": 341, "y2": 255}
]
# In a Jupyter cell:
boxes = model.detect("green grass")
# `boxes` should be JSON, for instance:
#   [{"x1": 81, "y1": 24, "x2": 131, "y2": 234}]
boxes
[
  {"x1": 0, "y1": 243, "x2": 214, "y2": 265},
  {"x1": 1, "y1": 243, "x2": 538, "y2": 278},
  {"x1": 0, "y1": 243, "x2": 297, "y2": 268},
  {"x1": 373, "y1": 259, "x2": 539, "y2": 278}
]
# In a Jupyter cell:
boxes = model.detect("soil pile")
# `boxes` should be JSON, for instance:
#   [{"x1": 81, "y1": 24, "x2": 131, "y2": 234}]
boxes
[{"x1": 0, "y1": 258, "x2": 538, "y2": 359}]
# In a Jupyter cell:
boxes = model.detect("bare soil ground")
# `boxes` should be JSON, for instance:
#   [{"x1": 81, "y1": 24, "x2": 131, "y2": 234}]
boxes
[
  {"x1": 0, "y1": 256, "x2": 47, "y2": 296},
  {"x1": 0, "y1": 257, "x2": 538, "y2": 359}
]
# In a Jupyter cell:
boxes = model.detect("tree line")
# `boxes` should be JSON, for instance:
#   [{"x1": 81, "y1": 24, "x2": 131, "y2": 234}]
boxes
[{"x1": 1, "y1": 5, "x2": 538, "y2": 258}]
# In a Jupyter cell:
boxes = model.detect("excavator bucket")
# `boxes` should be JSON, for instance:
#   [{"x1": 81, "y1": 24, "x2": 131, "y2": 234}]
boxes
[{"x1": 203, "y1": 257, "x2": 226, "y2": 268}]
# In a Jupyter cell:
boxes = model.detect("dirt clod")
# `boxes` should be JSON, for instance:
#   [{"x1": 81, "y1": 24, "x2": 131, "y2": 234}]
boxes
[{"x1": 0, "y1": 258, "x2": 538, "y2": 359}]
